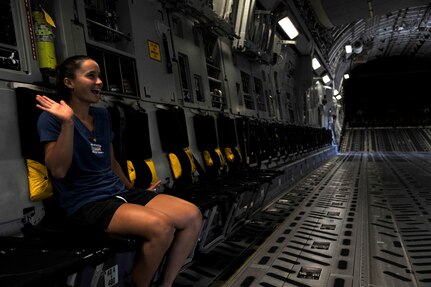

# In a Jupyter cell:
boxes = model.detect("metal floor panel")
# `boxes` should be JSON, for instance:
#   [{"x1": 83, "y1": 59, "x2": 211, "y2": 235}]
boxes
[
  {"x1": 222, "y1": 152, "x2": 431, "y2": 287},
  {"x1": 175, "y1": 152, "x2": 431, "y2": 286}
]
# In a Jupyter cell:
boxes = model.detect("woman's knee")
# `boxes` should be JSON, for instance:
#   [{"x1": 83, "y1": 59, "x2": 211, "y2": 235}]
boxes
[
  {"x1": 148, "y1": 216, "x2": 175, "y2": 244},
  {"x1": 188, "y1": 205, "x2": 203, "y2": 232}
]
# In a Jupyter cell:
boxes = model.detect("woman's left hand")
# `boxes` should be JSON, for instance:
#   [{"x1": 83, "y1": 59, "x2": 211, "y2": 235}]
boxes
[{"x1": 148, "y1": 180, "x2": 162, "y2": 192}]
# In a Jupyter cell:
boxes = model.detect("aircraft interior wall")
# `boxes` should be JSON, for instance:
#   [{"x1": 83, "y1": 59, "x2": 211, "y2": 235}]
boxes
[
  {"x1": 0, "y1": 82, "x2": 44, "y2": 236},
  {"x1": 0, "y1": 0, "x2": 334, "y2": 236},
  {"x1": 0, "y1": 0, "x2": 337, "y2": 286},
  {"x1": 127, "y1": 1, "x2": 178, "y2": 104}
]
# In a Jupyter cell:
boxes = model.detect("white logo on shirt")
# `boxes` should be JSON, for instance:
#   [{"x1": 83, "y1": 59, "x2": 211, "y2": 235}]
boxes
[{"x1": 91, "y1": 143, "x2": 104, "y2": 154}]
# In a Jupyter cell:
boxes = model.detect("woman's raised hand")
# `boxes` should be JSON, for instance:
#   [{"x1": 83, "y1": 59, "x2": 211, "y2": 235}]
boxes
[{"x1": 36, "y1": 95, "x2": 74, "y2": 122}]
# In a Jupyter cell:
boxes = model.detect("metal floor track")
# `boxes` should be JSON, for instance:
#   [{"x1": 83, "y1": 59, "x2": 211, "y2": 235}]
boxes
[{"x1": 175, "y1": 152, "x2": 431, "y2": 287}]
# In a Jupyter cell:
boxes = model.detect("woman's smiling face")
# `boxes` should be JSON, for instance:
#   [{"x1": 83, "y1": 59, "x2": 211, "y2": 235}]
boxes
[{"x1": 66, "y1": 59, "x2": 103, "y2": 104}]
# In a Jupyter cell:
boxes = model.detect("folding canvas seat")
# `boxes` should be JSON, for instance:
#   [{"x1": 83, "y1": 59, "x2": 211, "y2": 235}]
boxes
[
  {"x1": 193, "y1": 113, "x2": 263, "y2": 234},
  {"x1": 155, "y1": 106, "x2": 228, "y2": 252},
  {"x1": 107, "y1": 104, "x2": 160, "y2": 191},
  {"x1": 270, "y1": 122, "x2": 287, "y2": 165},
  {"x1": 220, "y1": 115, "x2": 283, "y2": 182},
  {"x1": 109, "y1": 103, "x2": 200, "y2": 275},
  {"x1": 215, "y1": 116, "x2": 280, "y2": 215}
]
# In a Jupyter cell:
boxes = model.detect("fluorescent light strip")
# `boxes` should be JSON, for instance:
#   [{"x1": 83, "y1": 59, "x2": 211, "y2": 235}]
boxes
[
  {"x1": 312, "y1": 58, "x2": 321, "y2": 70},
  {"x1": 278, "y1": 16, "x2": 299, "y2": 39}
]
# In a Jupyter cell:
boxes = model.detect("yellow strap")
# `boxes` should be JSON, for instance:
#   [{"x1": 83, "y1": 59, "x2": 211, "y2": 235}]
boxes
[
  {"x1": 127, "y1": 160, "x2": 136, "y2": 186},
  {"x1": 215, "y1": 148, "x2": 226, "y2": 166},
  {"x1": 144, "y1": 159, "x2": 159, "y2": 184},
  {"x1": 224, "y1": 147, "x2": 234, "y2": 162},
  {"x1": 184, "y1": 148, "x2": 197, "y2": 173},
  {"x1": 203, "y1": 150, "x2": 213, "y2": 167},
  {"x1": 27, "y1": 159, "x2": 53, "y2": 201},
  {"x1": 168, "y1": 153, "x2": 182, "y2": 179},
  {"x1": 235, "y1": 146, "x2": 243, "y2": 163}
]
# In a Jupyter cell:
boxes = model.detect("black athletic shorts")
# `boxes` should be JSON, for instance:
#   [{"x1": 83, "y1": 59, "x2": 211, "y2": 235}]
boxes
[{"x1": 68, "y1": 188, "x2": 158, "y2": 232}]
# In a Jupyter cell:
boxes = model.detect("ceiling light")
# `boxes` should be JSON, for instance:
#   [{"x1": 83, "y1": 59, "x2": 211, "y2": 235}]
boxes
[
  {"x1": 344, "y1": 74, "x2": 350, "y2": 79},
  {"x1": 322, "y1": 74, "x2": 331, "y2": 84},
  {"x1": 279, "y1": 40, "x2": 296, "y2": 45},
  {"x1": 345, "y1": 45, "x2": 352, "y2": 54},
  {"x1": 333, "y1": 89, "x2": 339, "y2": 95},
  {"x1": 312, "y1": 58, "x2": 321, "y2": 70},
  {"x1": 336, "y1": 95, "x2": 342, "y2": 100},
  {"x1": 278, "y1": 16, "x2": 299, "y2": 39}
]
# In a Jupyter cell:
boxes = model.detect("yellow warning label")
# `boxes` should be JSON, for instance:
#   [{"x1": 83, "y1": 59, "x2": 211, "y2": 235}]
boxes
[
  {"x1": 42, "y1": 9, "x2": 56, "y2": 28},
  {"x1": 148, "y1": 40, "x2": 161, "y2": 62}
]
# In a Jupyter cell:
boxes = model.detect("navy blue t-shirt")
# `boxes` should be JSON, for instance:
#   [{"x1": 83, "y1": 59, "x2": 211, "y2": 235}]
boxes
[{"x1": 37, "y1": 106, "x2": 127, "y2": 215}]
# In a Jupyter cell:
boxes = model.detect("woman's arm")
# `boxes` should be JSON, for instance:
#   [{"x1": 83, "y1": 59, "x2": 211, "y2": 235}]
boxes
[
  {"x1": 110, "y1": 144, "x2": 133, "y2": 190},
  {"x1": 36, "y1": 95, "x2": 75, "y2": 178},
  {"x1": 43, "y1": 121, "x2": 74, "y2": 178}
]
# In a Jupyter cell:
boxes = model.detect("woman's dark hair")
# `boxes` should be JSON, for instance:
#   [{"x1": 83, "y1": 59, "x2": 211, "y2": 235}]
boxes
[{"x1": 56, "y1": 55, "x2": 93, "y2": 100}]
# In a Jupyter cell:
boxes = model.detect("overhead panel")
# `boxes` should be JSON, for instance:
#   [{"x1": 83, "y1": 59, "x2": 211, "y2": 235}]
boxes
[
  {"x1": 161, "y1": 0, "x2": 237, "y2": 38},
  {"x1": 233, "y1": 0, "x2": 256, "y2": 50},
  {"x1": 0, "y1": 1, "x2": 42, "y2": 82},
  {"x1": 311, "y1": 0, "x2": 431, "y2": 27},
  {"x1": 233, "y1": 1, "x2": 276, "y2": 63},
  {"x1": 78, "y1": 0, "x2": 140, "y2": 99}
]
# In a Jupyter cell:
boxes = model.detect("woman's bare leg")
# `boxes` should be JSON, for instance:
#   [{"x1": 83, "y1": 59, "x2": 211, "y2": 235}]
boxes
[
  {"x1": 145, "y1": 195, "x2": 202, "y2": 287},
  {"x1": 106, "y1": 204, "x2": 175, "y2": 287}
]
